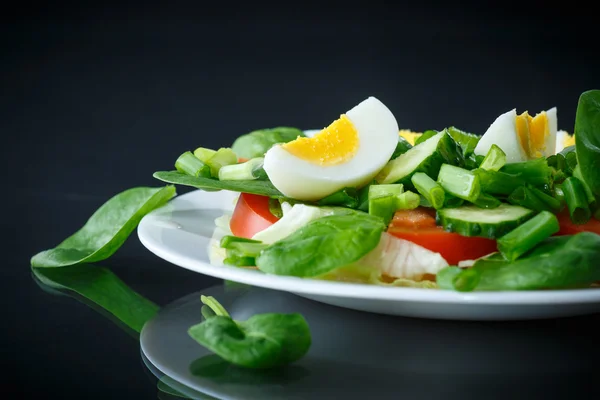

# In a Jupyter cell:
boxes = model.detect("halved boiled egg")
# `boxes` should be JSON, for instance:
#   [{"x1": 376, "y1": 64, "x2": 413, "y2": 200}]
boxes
[
  {"x1": 263, "y1": 97, "x2": 399, "y2": 201},
  {"x1": 555, "y1": 130, "x2": 576, "y2": 153},
  {"x1": 474, "y1": 107, "x2": 558, "y2": 163}
]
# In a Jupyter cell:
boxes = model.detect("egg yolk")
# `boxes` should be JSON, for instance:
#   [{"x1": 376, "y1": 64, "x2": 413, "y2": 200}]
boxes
[
  {"x1": 528, "y1": 111, "x2": 549, "y2": 158},
  {"x1": 563, "y1": 132, "x2": 576, "y2": 147},
  {"x1": 282, "y1": 114, "x2": 359, "y2": 166},
  {"x1": 515, "y1": 110, "x2": 549, "y2": 158},
  {"x1": 515, "y1": 111, "x2": 531, "y2": 157},
  {"x1": 399, "y1": 130, "x2": 422, "y2": 145}
]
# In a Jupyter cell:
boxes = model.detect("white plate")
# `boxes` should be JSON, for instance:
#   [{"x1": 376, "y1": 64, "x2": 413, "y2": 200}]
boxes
[{"x1": 137, "y1": 189, "x2": 600, "y2": 320}]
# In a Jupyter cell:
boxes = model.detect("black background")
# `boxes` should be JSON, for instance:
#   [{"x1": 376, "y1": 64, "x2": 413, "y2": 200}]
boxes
[{"x1": 4, "y1": 2, "x2": 599, "y2": 399}]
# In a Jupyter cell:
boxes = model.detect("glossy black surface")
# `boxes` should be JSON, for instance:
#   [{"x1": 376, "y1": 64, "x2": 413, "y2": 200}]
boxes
[{"x1": 5, "y1": 3, "x2": 599, "y2": 399}]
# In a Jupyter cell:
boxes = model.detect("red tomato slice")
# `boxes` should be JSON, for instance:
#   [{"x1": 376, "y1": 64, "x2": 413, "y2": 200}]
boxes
[
  {"x1": 387, "y1": 207, "x2": 498, "y2": 265},
  {"x1": 230, "y1": 193, "x2": 279, "y2": 238},
  {"x1": 555, "y1": 209, "x2": 600, "y2": 235}
]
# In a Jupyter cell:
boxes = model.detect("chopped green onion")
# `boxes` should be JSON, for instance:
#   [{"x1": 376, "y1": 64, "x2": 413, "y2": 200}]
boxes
[
  {"x1": 443, "y1": 193, "x2": 464, "y2": 208},
  {"x1": 562, "y1": 177, "x2": 591, "y2": 225},
  {"x1": 223, "y1": 241, "x2": 268, "y2": 267},
  {"x1": 268, "y1": 198, "x2": 283, "y2": 218},
  {"x1": 218, "y1": 157, "x2": 265, "y2": 181},
  {"x1": 572, "y1": 165, "x2": 596, "y2": 204},
  {"x1": 368, "y1": 195, "x2": 397, "y2": 225},
  {"x1": 437, "y1": 164, "x2": 481, "y2": 203},
  {"x1": 471, "y1": 193, "x2": 501, "y2": 209},
  {"x1": 508, "y1": 186, "x2": 550, "y2": 212},
  {"x1": 220, "y1": 235, "x2": 263, "y2": 249},
  {"x1": 368, "y1": 183, "x2": 404, "y2": 199},
  {"x1": 527, "y1": 185, "x2": 562, "y2": 212},
  {"x1": 500, "y1": 158, "x2": 552, "y2": 187},
  {"x1": 479, "y1": 144, "x2": 506, "y2": 171},
  {"x1": 474, "y1": 169, "x2": 526, "y2": 196},
  {"x1": 175, "y1": 151, "x2": 211, "y2": 177},
  {"x1": 193, "y1": 147, "x2": 218, "y2": 163},
  {"x1": 396, "y1": 191, "x2": 420, "y2": 210},
  {"x1": 497, "y1": 211, "x2": 560, "y2": 261},
  {"x1": 565, "y1": 152, "x2": 578, "y2": 172},
  {"x1": 356, "y1": 182, "x2": 372, "y2": 212},
  {"x1": 411, "y1": 172, "x2": 445, "y2": 209},
  {"x1": 206, "y1": 148, "x2": 238, "y2": 178},
  {"x1": 553, "y1": 184, "x2": 565, "y2": 204}
]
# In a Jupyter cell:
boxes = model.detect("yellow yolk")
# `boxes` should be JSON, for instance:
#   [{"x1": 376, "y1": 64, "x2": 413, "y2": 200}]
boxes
[
  {"x1": 515, "y1": 111, "x2": 531, "y2": 157},
  {"x1": 563, "y1": 133, "x2": 576, "y2": 147},
  {"x1": 515, "y1": 111, "x2": 550, "y2": 158},
  {"x1": 399, "y1": 130, "x2": 422, "y2": 145},
  {"x1": 282, "y1": 114, "x2": 359, "y2": 166},
  {"x1": 528, "y1": 111, "x2": 549, "y2": 158}
]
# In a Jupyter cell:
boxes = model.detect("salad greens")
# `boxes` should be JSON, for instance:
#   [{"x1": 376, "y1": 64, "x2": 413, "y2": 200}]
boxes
[
  {"x1": 438, "y1": 233, "x2": 600, "y2": 291},
  {"x1": 188, "y1": 295, "x2": 311, "y2": 369},
  {"x1": 31, "y1": 186, "x2": 176, "y2": 268},
  {"x1": 256, "y1": 213, "x2": 386, "y2": 277},
  {"x1": 574, "y1": 90, "x2": 600, "y2": 197},
  {"x1": 231, "y1": 127, "x2": 305, "y2": 159}
]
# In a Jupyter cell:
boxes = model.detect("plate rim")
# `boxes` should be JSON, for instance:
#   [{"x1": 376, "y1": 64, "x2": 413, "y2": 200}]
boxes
[{"x1": 137, "y1": 189, "x2": 600, "y2": 306}]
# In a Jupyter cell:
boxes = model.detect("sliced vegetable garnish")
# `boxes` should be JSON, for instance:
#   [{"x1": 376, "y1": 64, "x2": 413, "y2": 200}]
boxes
[
  {"x1": 496, "y1": 210, "x2": 560, "y2": 261},
  {"x1": 574, "y1": 90, "x2": 600, "y2": 197},
  {"x1": 31, "y1": 186, "x2": 176, "y2": 268},
  {"x1": 437, "y1": 164, "x2": 481, "y2": 203}
]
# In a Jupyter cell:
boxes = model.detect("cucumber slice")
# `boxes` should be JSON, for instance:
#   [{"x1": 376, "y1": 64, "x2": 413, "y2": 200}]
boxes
[
  {"x1": 376, "y1": 131, "x2": 449, "y2": 186},
  {"x1": 436, "y1": 203, "x2": 535, "y2": 239}
]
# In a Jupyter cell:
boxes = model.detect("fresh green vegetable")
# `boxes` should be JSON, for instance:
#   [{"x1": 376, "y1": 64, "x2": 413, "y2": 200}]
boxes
[
  {"x1": 478, "y1": 144, "x2": 506, "y2": 171},
  {"x1": 368, "y1": 183, "x2": 404, "y2": 199},
  {"x1": 31, "y1": 186, "x2": 176, "y2": 268},
  {"x1": 175, "y1": 151, "x2": 211, "y2": 177},
  {"x1": 218, "y1": 157, "x2": 266, "y2": 181},
  {"x1": 368, "y1": 195, "x2": 397, "y2": 225},
  {"x1": 508, "y1": 186, "x2": 554, "y2": 212},
  {"x1": 317, "y1": 187, "x2": 359, "y2": 209},
  {"x1": 193, "y1": 147, "x2": 217, "y2": 163},
  {"x1": 497, "y1": 211, "x2": 560, "y2": 261},
  {"x1": 411, "y1": 172, "x2": 445, "y2": 209},
  {"x1": 414, "y1": 130, "x2": 438, "y2": 145},
  {"x1": 471, "y1": 193, "x2": 501, "y2": 209},
  {"x1": 563, "y1": 177, "x2": 592, "y2": 225},
  {"x1": 391, "y1": 136, "x2": 413, "y2": 159},
  {"x1": 572, "y1": 165, "x2": 596, "y2": 204},
  {"x1": 375, "y1": 131, "x2": 456, "y2": 187},
  {"x1": 437, "y1": 164, "x2": 481, "y2": 203},
  {"x1": 188, "y1": 295, "x2": 311, "y2": 369},
  {"x1": 574, "y1": 90, "x2": 600, "y2": 197},
  {"x1": 500, "y1": 158, "x2": 552, "y2": 187},
  {"x1": 231, "y1": 127, "x2": 305, "y2": 159},
  {"x1": 206, "y1": 148, "x2": 238, "y2": 178},
  {"x1": 220, "y1": 235, "x2": 263, "y2": 248},
  {"x1": 268, "y1": 198, "x2": 283, "y2": 218},
  {"x1": 395, "y1": 191, "x2": 420, "y2": 210},
  {"x1": 474, "y1": 169, "x2": 526, "y2": 196},
  {"x1": 443, "y1": 193, "x2": 465, "y2": 208},
  {"x1": 436, "y1": 203, "x2": 535, "y2": 239},
  {"x1": 447, "y1": 126, "x2": 480, "y2": 156},
  {"x1": 153, "y1": 171, "x2": 286, "y2": 199},
  {"x1": 32, "y1": 264, "x2": 160, "y2": 334},
  {"x1": 445, "y1": 232, "x2": 600, "y2": 291},
  {"x1": 256, "y1": 213, "x2": 386, "y2": 277},
  {"x1": 435, "y1": 266, "x2": 463, "y2": 290}
]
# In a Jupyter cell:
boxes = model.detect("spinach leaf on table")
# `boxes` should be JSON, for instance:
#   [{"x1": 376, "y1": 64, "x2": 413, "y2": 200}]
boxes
[
  {"x1": 32, "y1": 264, "x2": 160, "y2": 334},
  {"x1": 31, "y1": 186, "x2": 176, "y2": 268},
  {"x1": 231, "y1": 127, "x2": 305, "y2": 159},
  {"x1": 188, "y1": 296, "x2": 311, "y2": 369},
  {"x1": 574, "y1": 89, "x2": 600, "y2": 197},
  {"x1": 256, "y1": 213, "x2": 386, "y2": 277}
]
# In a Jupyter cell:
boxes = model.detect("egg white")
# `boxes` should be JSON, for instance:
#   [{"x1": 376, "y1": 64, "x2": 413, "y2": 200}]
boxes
[
  {"x1": 263, "y1": 96, "x2": 399, "y2": 201},
  {"x1": 474, "y1": 109, "x2": 527, "y2": 163}
]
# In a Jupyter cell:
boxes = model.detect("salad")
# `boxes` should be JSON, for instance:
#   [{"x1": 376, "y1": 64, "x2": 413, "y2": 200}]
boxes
[{"x1": 153, "y1": 90, "x2": 600, "y2": 292}]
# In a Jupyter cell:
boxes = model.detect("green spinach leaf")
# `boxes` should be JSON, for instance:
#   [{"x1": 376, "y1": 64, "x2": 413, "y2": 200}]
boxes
[
  {"x1": 153, "y1": 171, "x2": 286, "y2": 199},
  {"x1": 574, "y1": 89, "x2": 600, "y2": 197},
  {"x1": 231, "y1": 127, "x2": 305, "y2": 159},
  {"x1": 188, "y1": 296, "x2": 311, "y2": 369},
  {"x1": 448, "y1": 232, "x2": 600, "y2": 291},
  {"x1": 32, "y1": 264, "x2": 160, "y2": 333},
  {"x1": 256, "y1": 213, "x2": 386, "y2": 277},
  {"x1": 31, "y1": 186, "x2": 176, "y2": 268}
]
